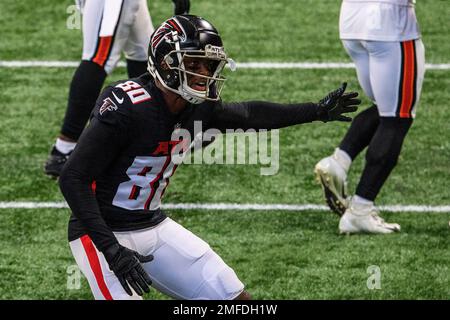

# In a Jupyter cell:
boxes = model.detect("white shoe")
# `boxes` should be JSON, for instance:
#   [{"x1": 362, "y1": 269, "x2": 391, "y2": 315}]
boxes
[
  {"x1": 339, "y1": 201, "x2": 401, "y2": 234},
  {"x1": 315, "y1": 155, "x2": 349, "y2": 216}
]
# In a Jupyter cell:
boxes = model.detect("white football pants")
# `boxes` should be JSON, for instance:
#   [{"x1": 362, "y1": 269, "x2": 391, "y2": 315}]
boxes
[
  {"x1": 69, "y1": 218, "x2": 245, "y2": 300},
  {"x1": 342, "y1": 38, "x2": 425, "y2": 118},
  {"x1": 80, "y1": 0, "x2": 154, "y2": 74}
]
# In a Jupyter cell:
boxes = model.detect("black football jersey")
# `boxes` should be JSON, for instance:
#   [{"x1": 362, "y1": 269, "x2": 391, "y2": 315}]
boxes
[{"x1": 61, "y1": 73, "x2": 321, "y2": 251}]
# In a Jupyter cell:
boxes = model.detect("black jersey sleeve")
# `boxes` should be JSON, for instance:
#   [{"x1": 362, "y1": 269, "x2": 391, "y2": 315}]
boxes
[
  {"x1": 59, "y1": 86, "x2": 130, "y2": 252},
  {"x1": 209, "y1": 100, "x2": 320, "y2": 131}
]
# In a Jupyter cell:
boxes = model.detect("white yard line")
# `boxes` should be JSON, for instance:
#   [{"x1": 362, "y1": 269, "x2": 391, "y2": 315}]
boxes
[
  {"x1": 0, "y1": 60, "x2": 448, "y2": 213},
  {"x1": 0, "y1": 201, "x2": 449, "y2": 212},
  {"x1": 0, "y1": 60, "x2": 449, "y2": 70}
]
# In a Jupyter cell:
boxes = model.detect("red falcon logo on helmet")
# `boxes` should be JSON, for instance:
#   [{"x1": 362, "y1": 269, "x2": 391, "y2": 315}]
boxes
[{"x1": 151, "y1": 18, "x2": 186, "y2": 55}]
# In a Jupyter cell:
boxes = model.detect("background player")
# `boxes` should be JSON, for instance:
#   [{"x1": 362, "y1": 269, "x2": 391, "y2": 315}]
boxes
[
  {"x1": 59, "y1": 15, "x2": 360, "y2": 299},
  {"x1": 44, "y1": 0, "x2": 190, "y2": 178},
  {"x1": 315, "y1": 0, "x2": 425, "y2": 234}
]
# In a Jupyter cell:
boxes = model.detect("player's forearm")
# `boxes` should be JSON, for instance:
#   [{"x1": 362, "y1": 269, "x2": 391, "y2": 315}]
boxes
[
  {"x1": 59, "y1": 168, "x2": 119, "y2": 251},
  {"x1": 213, "y1": 101, "x2": 320, "y2": 131},
  {"x1": 58, "y1": 119, "x2": 123, "y2": 252}
]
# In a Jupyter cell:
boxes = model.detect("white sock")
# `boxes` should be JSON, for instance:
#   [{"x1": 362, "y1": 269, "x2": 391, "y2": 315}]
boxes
[
  {"x1": 55, "y1": 138, "x2": 76, "y2": 154},
  {"x1": 352, "y1": 195, "x2": 373, "y2": 207},
  {"x1": 333, "y1": 148, "x2": 352, "y2": 172}
]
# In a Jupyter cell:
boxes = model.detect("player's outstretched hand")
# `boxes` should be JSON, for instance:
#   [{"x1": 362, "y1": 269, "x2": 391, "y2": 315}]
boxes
[
  {"x1": 172, "y1": 0, "x2": 190, "y2": 15},
  {"x1": 104, "y1": 244, "x2": 154, "y2": 296},
  {"x1": 316, "y1": 83, "x2": 361, "y2": 122}
]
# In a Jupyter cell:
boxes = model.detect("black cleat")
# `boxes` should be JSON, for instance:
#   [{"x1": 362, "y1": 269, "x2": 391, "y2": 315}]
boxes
[{"x1": 44, "y1": 146, "x2": 72, "y2": 178}]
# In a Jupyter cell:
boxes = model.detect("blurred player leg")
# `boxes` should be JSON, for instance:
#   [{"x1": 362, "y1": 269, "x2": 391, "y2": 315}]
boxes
[
  {"x1": 124, "y1": 0, "x2": 154, "y2": 78},
  {"x1": 315, "y1": 40, "x2": 380, "y2": 215},
  {"x1": 45, "y1": 0, "x2": 143, "y2": 177},
  {"x1": 355, "y1": 39, "x2": 425, "y2": 199},
  {"x1": 339, "y1": 39, "x2": 425, "y2": 234},
  {"x1": 338, "y1": 40, "x2": 381, "y2": 160}
]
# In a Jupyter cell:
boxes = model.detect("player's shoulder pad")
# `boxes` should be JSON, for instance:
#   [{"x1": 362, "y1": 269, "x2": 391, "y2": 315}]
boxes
[
  {"x1": 93, "y1": 86, "x2": 129, "y2": 127},
  {"x1": 112, "y1": 79, "x2": 153, "y2": 106},
  {"x1": 94, "y1": 79, "x2": 153, "y2": 126}
]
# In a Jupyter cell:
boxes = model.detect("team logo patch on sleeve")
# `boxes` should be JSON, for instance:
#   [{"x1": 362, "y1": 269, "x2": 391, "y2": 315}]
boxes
[{"x1": 99, "y1": 97, "x2": 118, "y2": 115}]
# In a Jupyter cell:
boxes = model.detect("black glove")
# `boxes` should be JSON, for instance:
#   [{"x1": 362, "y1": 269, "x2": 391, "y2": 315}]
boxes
[
  {"x1": 316, "y1": 83, "x2": 361, "y2": 122},
  {"x1": 103, "y1": 244, "x2": 154, "y2": 296},
  {"x1": 172, "y1": 0, "x2": 190, "y2": 15}
]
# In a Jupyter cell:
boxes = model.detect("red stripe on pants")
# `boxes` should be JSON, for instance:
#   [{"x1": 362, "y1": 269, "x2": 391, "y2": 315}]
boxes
[
  {"x1": 80, "y1": 235, "x2": 113, "y2": 300},
  {"x1": 399, "y1": 41, "x2": 415, "y2": 118},
  {"x1": 92, "y1": 36, "x2": 113, "y2": 67}
]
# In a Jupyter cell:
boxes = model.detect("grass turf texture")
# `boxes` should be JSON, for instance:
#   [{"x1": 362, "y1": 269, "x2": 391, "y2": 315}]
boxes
[
  {"x1": 1, "y1": 0, "x2": 449, "y2": 62},
  {"x1": 0, "y1": 209, "x2": 448, "y2": 299},
  {"x1": 0, "y1": 0, "x2": 449, "y2": 299}
]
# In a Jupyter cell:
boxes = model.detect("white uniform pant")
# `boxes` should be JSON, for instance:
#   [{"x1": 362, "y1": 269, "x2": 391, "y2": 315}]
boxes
[
  {"x1": 342, "y1": 38, "x2": 425, "y2": 118},
  {"x1": 69, "y1": 218, "x2": 245, "y2": 300},
  {"x1": 80, "y1": 0, "x2": 154, "y2": 74}
]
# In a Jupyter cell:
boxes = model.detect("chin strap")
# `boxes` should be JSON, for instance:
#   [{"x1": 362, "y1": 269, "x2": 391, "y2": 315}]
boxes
[{"x1": 181, "y1": 91, "x2": 205, "y2": 104}]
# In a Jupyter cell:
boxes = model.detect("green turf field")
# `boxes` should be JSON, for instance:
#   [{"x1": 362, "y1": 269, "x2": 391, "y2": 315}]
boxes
[{"x1": 0, "y1": 0, "x2": 449, "y2": 300}]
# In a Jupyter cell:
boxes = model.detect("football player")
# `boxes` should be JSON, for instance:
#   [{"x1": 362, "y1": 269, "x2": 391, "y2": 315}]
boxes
[
  {"x1": 315, "y1": 0, "x2": 425, "y2": 234},
  {"x1": 44, "y1": 0, "x2": 190, "y2": 178},
  {"x1": 59, "y1": 15, "x2": 361, "y2": 300}
]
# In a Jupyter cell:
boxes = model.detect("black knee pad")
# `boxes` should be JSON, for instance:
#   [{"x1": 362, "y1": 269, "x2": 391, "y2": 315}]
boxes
[
  {"x1": 365, "y1": 117, "x2": 413, "y2": 169},
  {"x1": 61, "y1": 60, "x2": 107, "y2": 140},
  {"x1": 356, "y1": 117, "x2": 413, "y2": 200},
  {"x1": 339, "y1": 104, "x2": 380, "y2": 159}
]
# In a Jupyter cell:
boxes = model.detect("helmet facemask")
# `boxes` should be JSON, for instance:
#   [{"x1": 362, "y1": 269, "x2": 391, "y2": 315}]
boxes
[{"x1": 174, "y1": 44, "x2": 230, "y2": 104}]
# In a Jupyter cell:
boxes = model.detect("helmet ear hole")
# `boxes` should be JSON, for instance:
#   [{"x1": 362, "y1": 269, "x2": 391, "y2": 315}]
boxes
[
  {"x1": 164, "y1": 70, "x2": 179, "y2": 88},
  {"x1": 160, "y1": 60, "x2": 170, "y2": 70},
  {"x1": 165, "y1": 52, "x2": 179, "y2": 67},
  {"x1": 159, "y1": 58, "x2": 180, "y2": 88}
]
